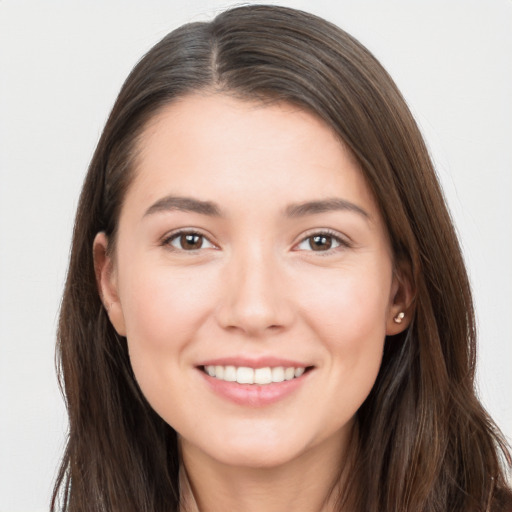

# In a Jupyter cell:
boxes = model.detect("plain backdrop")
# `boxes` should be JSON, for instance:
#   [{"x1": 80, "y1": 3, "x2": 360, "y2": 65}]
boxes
[{"x1": 1, "y1": 1, "x2": 511, "y2": 510}]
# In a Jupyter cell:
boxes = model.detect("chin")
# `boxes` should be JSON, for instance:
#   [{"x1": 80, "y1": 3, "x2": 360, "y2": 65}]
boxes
[
  {"x1": 211, "y1": 442, "x2": 306, "y2": 470},
  {"x1": 180, "y1": 426, "x2": 312, "y2": 470}
]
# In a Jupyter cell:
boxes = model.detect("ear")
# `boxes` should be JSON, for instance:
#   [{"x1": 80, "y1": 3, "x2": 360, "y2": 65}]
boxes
[
  {"x1": 93, "y1": 232, "x2": 126, "y2": 336},
  {"x1": 386, "y1": 261, "x2": 415, "y2": 336}
]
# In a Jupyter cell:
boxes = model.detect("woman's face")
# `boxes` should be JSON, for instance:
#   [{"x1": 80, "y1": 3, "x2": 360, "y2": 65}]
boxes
[{"x1": 95, "y1": 93, "x2": 409, "y2": 469}]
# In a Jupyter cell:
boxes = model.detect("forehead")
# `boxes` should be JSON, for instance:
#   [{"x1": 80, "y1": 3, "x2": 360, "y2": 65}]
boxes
[{"x1": 125, "y1": 92, "x2": 379, "y2": 219}]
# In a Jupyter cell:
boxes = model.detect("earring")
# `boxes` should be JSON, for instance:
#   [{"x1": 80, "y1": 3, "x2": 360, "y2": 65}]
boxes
[{"x1": 393, "y1": 311, "x2": 405, "y2": 324}]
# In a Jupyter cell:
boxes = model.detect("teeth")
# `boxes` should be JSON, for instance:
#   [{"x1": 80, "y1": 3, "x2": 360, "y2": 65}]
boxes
[
  {"x1": 224, "y1": 365, "x2": 236, "y2": 382},
  {"x1": 237, "y1": 367, "x2": 254, "y2": 384},
  {"x1": 204, "y1": 365, "x2": 307, "y2": 384},
  {"x1": 294, "y1": 367, "x2": 305, "y2": 377},
  {"x1": 215, "y1": 365, "x2": 224, "y2": 379},
  {"x1": 254, "y1": 367, "x2": 272, "y2": 384},
  {"x1": 284, "y1": 367, "x2": 295, "y2": 380},
  {"x1": 271, "y1": 367, "x2": 285, "y2": 382}
]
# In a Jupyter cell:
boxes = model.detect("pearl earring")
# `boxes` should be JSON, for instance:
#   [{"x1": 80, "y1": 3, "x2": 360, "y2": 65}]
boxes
[{"x1": 393, "y1": 311, "x2": 405, "y2": 324}]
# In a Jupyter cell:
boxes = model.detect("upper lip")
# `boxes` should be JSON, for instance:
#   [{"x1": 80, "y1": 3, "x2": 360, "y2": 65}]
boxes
[{"x1": 197, "y1": 356, "x2": 312, "y2": 368}]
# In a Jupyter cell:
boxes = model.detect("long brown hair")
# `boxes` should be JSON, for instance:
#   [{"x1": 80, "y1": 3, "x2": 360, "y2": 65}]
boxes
[{"x1": 52, "y1": 5, "x2": 512, "y2": 511}]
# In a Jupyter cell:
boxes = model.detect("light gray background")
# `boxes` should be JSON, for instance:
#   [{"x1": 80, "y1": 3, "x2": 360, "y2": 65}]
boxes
[{"x1": 1, "y1": 1, "x2": 511, "y2": 510}]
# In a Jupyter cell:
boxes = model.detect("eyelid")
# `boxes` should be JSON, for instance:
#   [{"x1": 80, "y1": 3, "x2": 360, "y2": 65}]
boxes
[
  {"x1": 161, "y1": 228, "x2": 218, "y2": 251},
  {"x1": 293, "y1": 228, "x2": 353, "y2": 253}
]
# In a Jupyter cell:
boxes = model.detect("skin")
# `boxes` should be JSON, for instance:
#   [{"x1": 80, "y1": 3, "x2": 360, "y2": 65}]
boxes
[{"x1": 94, "y1": 93, "x2": 412, "y2": 512}]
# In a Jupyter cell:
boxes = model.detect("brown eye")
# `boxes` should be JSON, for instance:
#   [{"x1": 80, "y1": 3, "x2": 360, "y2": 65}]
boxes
[
  {"x1": 296, "y1": 231, "x2": 346, "y2": 252},
  {"x1": 180, "y1": 233, "x2": 203, "y2": 250},
  {"x1": 167, "y1": 232, "x2": 214, "y2": 251},
  {"x1": 309, "y1": 235, "x2": 333, "y2": 251}
]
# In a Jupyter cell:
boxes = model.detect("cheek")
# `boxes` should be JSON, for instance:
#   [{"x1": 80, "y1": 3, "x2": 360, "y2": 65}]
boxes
[
  {"x1": 120, "y1": 262, "x2": 217, "y2": 348},
  {"x1": 298, "y1": 261, "x2": 392, "y2": 342},
  {"x1": 116, "y1": 260, "x2": 218, "y2": 408},
  {"x1": 296, "y1": 263, "x2": 390, "y2": 410}
]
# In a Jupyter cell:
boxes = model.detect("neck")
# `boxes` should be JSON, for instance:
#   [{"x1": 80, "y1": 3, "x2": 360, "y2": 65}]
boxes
[{"x1": 179, "y1": 429, "x2": 356, "y2": 512}]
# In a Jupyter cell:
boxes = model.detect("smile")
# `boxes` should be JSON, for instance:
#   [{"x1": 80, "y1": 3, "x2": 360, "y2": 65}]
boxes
[{"x1": 203, "y1": 365, "x2": 306, "y2": 385}]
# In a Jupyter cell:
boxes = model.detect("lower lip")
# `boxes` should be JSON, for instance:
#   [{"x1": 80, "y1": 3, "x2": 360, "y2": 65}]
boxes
[{"x1": 199, "y1": 369, "x2": 311, "y2": 407}]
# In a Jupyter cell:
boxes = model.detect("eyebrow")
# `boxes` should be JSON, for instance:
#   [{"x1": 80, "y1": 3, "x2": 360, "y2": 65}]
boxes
[
  {"x1": 143, "y1": 195, "x2": 369, "y2": 220},
  {"x1": 144, "y1": 196, "x2": 222, "y2": 217},
  {"x1": 285, "y1": 198, "x2": 370, "y2": 219}
]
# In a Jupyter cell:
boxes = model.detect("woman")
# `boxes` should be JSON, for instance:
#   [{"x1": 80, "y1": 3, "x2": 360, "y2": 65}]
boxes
[{"x1": 51, "y1": 5, "x2": 512, "y2": 511}]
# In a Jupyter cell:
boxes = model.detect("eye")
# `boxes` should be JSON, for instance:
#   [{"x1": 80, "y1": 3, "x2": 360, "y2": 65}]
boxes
[
  {"x1": 296, "y1": 231, "x2": 348, "y2": 252},
  {"x1": 165, "y1": 231, "x2": 215, "y2": 251}
]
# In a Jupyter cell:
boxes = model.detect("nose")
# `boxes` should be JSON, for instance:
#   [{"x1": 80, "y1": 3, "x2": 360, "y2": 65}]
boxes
[{"x1": 215, "y1": 246, "x2": 294, "y2": 337}]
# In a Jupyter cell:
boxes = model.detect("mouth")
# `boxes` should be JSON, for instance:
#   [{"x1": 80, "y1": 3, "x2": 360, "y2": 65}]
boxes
[
  {"x1": 197, "y1": 360, "x2": 314, "y2": 406},
  {"x1": 200, "y1": 365, "x2": 313, "y2": 385}
]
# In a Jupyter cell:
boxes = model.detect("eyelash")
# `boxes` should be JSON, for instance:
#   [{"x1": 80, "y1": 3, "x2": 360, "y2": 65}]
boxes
[
  {"x1": 161, "y1": 229, "x2": 351, "y2": 254},
  {"x1": 295, "y1": 229, "x2": 352, "y2": 254},
  {"x1": 162, "y1": 229, "x2": 216, "y2": 252}
]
